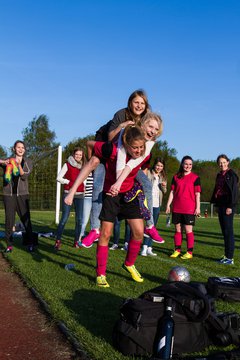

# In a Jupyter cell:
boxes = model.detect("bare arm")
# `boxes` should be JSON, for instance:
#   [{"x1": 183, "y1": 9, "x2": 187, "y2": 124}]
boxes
[
  {"x1": 195, "y1": 192, "x2": 201, "y2": 216},
  {"x1": 64, "y1": 141, "x2": 100, "y2": 205},
  {"x1": 108, "y1": 120, "x2": 135, "y2": 141},
  {"x1": 166, "y1": 190, "x2": 174, "y2": 214}
]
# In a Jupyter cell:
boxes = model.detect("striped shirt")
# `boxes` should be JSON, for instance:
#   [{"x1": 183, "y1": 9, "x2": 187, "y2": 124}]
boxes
[{"x1": 84, "y1": 173, "x2": 93, "y2": 198}]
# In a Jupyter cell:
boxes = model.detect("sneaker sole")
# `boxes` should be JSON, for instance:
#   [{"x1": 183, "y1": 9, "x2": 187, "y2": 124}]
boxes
[
  {"x1": 96, "y1": 283, "x2": 110, "y2": 288},
  {"x1": 81, "y1": 243, "x2": 93, "y2": 249},
  {"x1": 152, "y1": 239, "x2": 165, "y2": 244}
]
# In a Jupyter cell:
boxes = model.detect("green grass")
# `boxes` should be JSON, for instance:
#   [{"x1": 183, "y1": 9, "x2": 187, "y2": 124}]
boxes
[{"x1": 0, "y1": 210, "x2": 240, "y2": 360}]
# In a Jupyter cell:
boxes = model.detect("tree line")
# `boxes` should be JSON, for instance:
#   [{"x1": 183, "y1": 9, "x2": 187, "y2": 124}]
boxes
[{"x1": 0, "y1": 114, "x2": 239, "y2": 211}]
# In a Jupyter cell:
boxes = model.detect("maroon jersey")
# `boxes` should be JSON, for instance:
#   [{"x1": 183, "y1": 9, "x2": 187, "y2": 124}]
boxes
[
  {"x1": 171, "y1": 172, "x2": 201, "y2": 214},
  {"x1": 93, "y1": 142, "x2": 150, "y2": 193}
]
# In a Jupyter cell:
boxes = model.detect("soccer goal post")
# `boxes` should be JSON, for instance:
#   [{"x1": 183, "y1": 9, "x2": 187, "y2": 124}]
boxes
[
  {"x1": 200, "y1": 202, "x2": 214, "y2": 218},
  {"x1": 55, "y1": 145, "x2": 62, "y2": 225}
]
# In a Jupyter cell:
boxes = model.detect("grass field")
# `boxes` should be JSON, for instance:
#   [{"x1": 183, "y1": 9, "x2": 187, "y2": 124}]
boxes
[{"x1": 0, "y1": 210, "x2": 240, "y2": 360}]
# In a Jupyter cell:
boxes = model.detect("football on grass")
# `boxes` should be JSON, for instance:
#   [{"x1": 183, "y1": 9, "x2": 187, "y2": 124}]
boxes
[{"x1": 168, "y1": 266, "x2": 191, "y2": 282}]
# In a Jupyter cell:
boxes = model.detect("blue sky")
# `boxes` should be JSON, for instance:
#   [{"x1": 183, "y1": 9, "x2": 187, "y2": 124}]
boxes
[{"x1": 0, "y1": 0, "x2": 239, "y2": 161}]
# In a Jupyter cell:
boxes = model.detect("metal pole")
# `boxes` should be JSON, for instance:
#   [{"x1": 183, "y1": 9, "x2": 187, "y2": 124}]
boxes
[{"x1": 55, "y1": 145, "x2": 62, "y2": 224}]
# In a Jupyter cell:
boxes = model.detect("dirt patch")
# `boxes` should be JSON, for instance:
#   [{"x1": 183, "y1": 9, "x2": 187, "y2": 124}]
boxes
[{"x1": 0, "y1": 253, "x2": 85, "y2": 360}]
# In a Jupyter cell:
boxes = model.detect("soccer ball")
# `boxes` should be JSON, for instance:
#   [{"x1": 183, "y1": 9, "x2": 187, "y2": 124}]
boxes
[{"x1": 167, "y1": 266, "x2": 191, "y2": 283}]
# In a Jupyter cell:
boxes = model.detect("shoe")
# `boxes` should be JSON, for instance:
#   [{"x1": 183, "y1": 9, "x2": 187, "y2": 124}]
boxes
[
  {"x1": 28, "y1": 245, "x2": 34, "y2": 252},
  {"x1": 216, "y1": 255, "x2": 227, "y2": 263},
  {"x1": 96, "y1": 275, "x2": 110, "y2": 288},
  {"x1": 147, "y1": 247, "x2": 157, "y2": 256},
  {"x1": 54, "y1": 240, "x2": 61, "y2": 250},
  {"x1": 141, "y1": 245, "x2": 148, "y2": 256},
  {"x1": 170, "y1": 250, "x2": 181, "y2": 258},
  {"x1": 81, "y1": 229, "x2": 100, "y2": 248},
  {"x1": 220, "y1": 258, "x2": 234, "y2": 265},
  {"x1": 122, "y1": 263, "x2": 144, "y2": 282},
  {"x1": 5, "y1": 246, "x2": 13, "y2": 253},
  {"x1": 144, "y1": 226, "x2": 165, "y2": 243},
  {"x1": 110, "y1": 244, "x2": 118, "y2": 250},
  {"x1": 181, "y1": 252, "x2": 193, "y2": 260},
  {"x1": 121, "y1": 242, "x2": 128, "y2": 251}
]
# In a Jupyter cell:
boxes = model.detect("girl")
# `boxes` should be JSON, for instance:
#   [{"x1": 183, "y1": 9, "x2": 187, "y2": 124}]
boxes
[
  {"x1": 166, "y1": 156, "x2": 201, "y2": 259},
  {"x1": 90, "y1": 125, "x2": 150, "y2": 287},
  {"x1": 79, "y1": 90, "x2": 150, "y2": 247},
  {"x1": 141, "y1": 158, "x2": 167, "y2": 256},
  {"x1": 210, "y1": 154, "x2": 238, "y2": 265},
  {"x1": 54, "y1": 147, "x2": 86, "y2": 250},
  {"x1": 109, "y1": 112, "x2": 164, "y2": 243},
  {"x1": 0, "y1": 140, "x2": 34, "y2": 252}
]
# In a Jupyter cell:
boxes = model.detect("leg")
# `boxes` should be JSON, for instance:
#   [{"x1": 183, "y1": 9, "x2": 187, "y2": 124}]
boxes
[
  {"x1": 64, "y1": 156, "x2": 100, "y2": 205},
  {"x1": 96, "y1": 221, "x2": 113, "y2": 288},
  {"x1": 136, "y1": 170, "x2": 154, "y2": 226},
  {"x1": 16, "y1": 195, "x2": 33, "y2": 247},
  {"x1": 3, "y1": 195, "x2": 16, "y2": 249},
  {"x1": 81, "y1": 163, "x2": 105, "y2": 248},
  {"x1": 122, "y1": 219, "x2": 144, "y2": 282},
  {"x1": 56, "y1": 194, "x2": 71, "y2": 240},
  {"x1": 73, "y1": 196, "x2": 84, "y2": 244},
  {"x1": 170, "y1": 223, "x2": 182, "y2": 258},
  {"x1": 146, "y1": 207, "x2": 160, "y2": 256},
  {"x1": 79, "y1": 197, "x2": 92, "y2": 240},
  {"x1": 219, "y1": 206, "x2": 235, "y2": 260},
  {"x1": 110, "y1": 218, "x2": 121, "y2": 249}
]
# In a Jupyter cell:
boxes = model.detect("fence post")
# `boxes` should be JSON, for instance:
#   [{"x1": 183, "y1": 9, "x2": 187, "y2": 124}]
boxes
[{"x1": 55, "y1": 145, "x2": 62, "y2": 224}]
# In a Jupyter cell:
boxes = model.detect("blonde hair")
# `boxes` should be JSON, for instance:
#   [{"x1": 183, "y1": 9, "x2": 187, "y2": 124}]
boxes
[
  {"x1": 139, "y1": 112, "x2": 163, "y2": 140},
  {"x1": 122, "y1": 125, "x2": 146, "y2": 153}
]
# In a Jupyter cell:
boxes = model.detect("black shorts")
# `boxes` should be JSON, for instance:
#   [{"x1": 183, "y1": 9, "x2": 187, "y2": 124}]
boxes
[
  {"x1": 172, "y1": 212, "x2": 196, "y2": 226},
  {"x1": 99, "y1": 192, "x2": 143, "y2": 223}
]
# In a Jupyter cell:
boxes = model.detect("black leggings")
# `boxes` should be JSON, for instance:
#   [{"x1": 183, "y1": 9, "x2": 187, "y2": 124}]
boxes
[{"x1": 3, "y1": 194, "x2": 33, "y2": 246}]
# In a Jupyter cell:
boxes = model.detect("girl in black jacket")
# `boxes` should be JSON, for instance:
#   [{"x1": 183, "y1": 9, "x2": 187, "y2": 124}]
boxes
[{"x1": 211, "y1": 154, "x2": 239, "y2": 265}]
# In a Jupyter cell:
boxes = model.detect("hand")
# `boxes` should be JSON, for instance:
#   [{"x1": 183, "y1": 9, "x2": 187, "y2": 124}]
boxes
[
  {"x1": 109, "y1": 184, "x2": 120, "y2": 197},
  {"x1": 226, "y1": 208, "x2": 232, "y2": 215},
  {"x1": 165, "y1": 206, "x2": 171, "y2": 214},
  {"x1": 194, "y1": 208, "x2": 201, "y2": 216},
  {"x1": 121, "y1": 120, "x2": 135, "y2": 128},
  {"x1": 64, "y1": 193, "x2": 73, "y2": 206}
]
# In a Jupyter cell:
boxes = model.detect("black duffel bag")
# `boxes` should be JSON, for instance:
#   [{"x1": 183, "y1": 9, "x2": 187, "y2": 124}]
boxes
[{"x1": 112, "y1": 281, "x2": 213, "y2": 357}]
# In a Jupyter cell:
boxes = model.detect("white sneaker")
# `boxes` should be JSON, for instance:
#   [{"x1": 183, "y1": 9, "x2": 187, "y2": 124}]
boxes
[
  {"x1": 121, "y1": 242, "x2": 128, "y2": 251},
  {"x1": 147, "y1": 247, "x2": 157, "y2": 256},
  {"x1": 110, "y1": 244, "x2": 118, "y2": 250},
  {"x1": 141, "y1": 245, "x2": 148, "y2": 256}
]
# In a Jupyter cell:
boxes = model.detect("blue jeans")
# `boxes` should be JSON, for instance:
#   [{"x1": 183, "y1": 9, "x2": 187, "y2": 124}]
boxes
[
  {"x1": 79, "y1": 197, "x2": 92, "y2": 239},
  {"x1": 113, "y1": 219, "x2": 131, "y2": 245},
  {"x1": 136, "y1": 169, "x2": 154, "y2": 226},
  {"x1": 56, "y1": 193, "x2": 84, "y2": 241},
  {"x1": 218, "y1": 206, "x2": 235, "y2": 259},
  {"x1": 90, "y1": 163, "x2": 105, "y2": 229},
  {"x1": 143, "y1": 207, "x2": 160, "y2": 247}
]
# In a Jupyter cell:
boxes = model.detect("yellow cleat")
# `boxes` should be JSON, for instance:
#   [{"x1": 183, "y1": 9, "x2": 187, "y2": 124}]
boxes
[
  {"x1": 170, "y1": 250, "x2": 181, "y2": 258},
  {"x1": 122, "y1": 264, "x2": 144, "y2": 283},
  {"x1": 181, "y1": 252, "x2": 193, "y2": 260},
  {"x1": 96, "y1": 275, "x2": 110, "y2": 288}
]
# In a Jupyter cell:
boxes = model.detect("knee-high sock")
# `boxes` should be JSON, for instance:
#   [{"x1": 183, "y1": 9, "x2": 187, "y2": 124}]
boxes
[
  {"x1": 125, "y1": 239, "x2": 142, "y2": 266},
  {"x1": 96, "y1": 244, "x2": 108, "y2": 276},
  {"x1": 186, "y1": 232, "x2": 194, "y2": 253},
  {"x1": 174, "y1": 232, "x2": 182, "y2": 251}
]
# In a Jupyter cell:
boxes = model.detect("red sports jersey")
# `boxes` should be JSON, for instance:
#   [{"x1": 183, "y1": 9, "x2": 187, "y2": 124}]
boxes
[
  {"x1": 93, "y1": 142, "x2": 150, "y2": 193},
  {"x1": 171, "y1": 172, "x2": 201, "y2": 214}
]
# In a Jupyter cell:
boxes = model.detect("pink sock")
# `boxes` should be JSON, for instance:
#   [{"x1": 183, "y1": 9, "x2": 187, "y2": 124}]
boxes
[
  {"x1": 125, "y1": 239, "x2": 142, "y2": 266},
  {"x1": 96, "y1": 244, "x2": 108, "y2": 276},
  {"x1": 174, "y1": 232, "x2": 182, "y2": 250},
  {"x1": 186, "y1": 232, "x2": 194, "y2": 254}
]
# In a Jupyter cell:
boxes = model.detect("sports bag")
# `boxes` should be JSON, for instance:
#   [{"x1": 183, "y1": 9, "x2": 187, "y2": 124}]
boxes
[
  {"x1": 207, "y1": 277, "x2": 240, "y2": 302},
  {"x1": 112, "y1": 281, "x2": 214, "y2": 357}
]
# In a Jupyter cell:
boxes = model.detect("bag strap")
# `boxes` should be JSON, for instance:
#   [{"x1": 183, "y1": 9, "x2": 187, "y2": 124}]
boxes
[
  {"x1": 159, "y1": 282, "x2": 211, "y2": 322},
  {"x1": 118, "y1": 320, "x2": 153, "y2": 351}
]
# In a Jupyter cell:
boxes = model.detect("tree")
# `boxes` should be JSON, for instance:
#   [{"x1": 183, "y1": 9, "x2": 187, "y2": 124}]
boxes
[
  {"x1": 0, "y1": 145, "x2": 8, "y2": 158},
  {"x1": 22, "y1": 115, "x2": 59, "y2": 210},
  {"x1": 22, "y1": 114, "x2": 58, "y2": 157}
]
